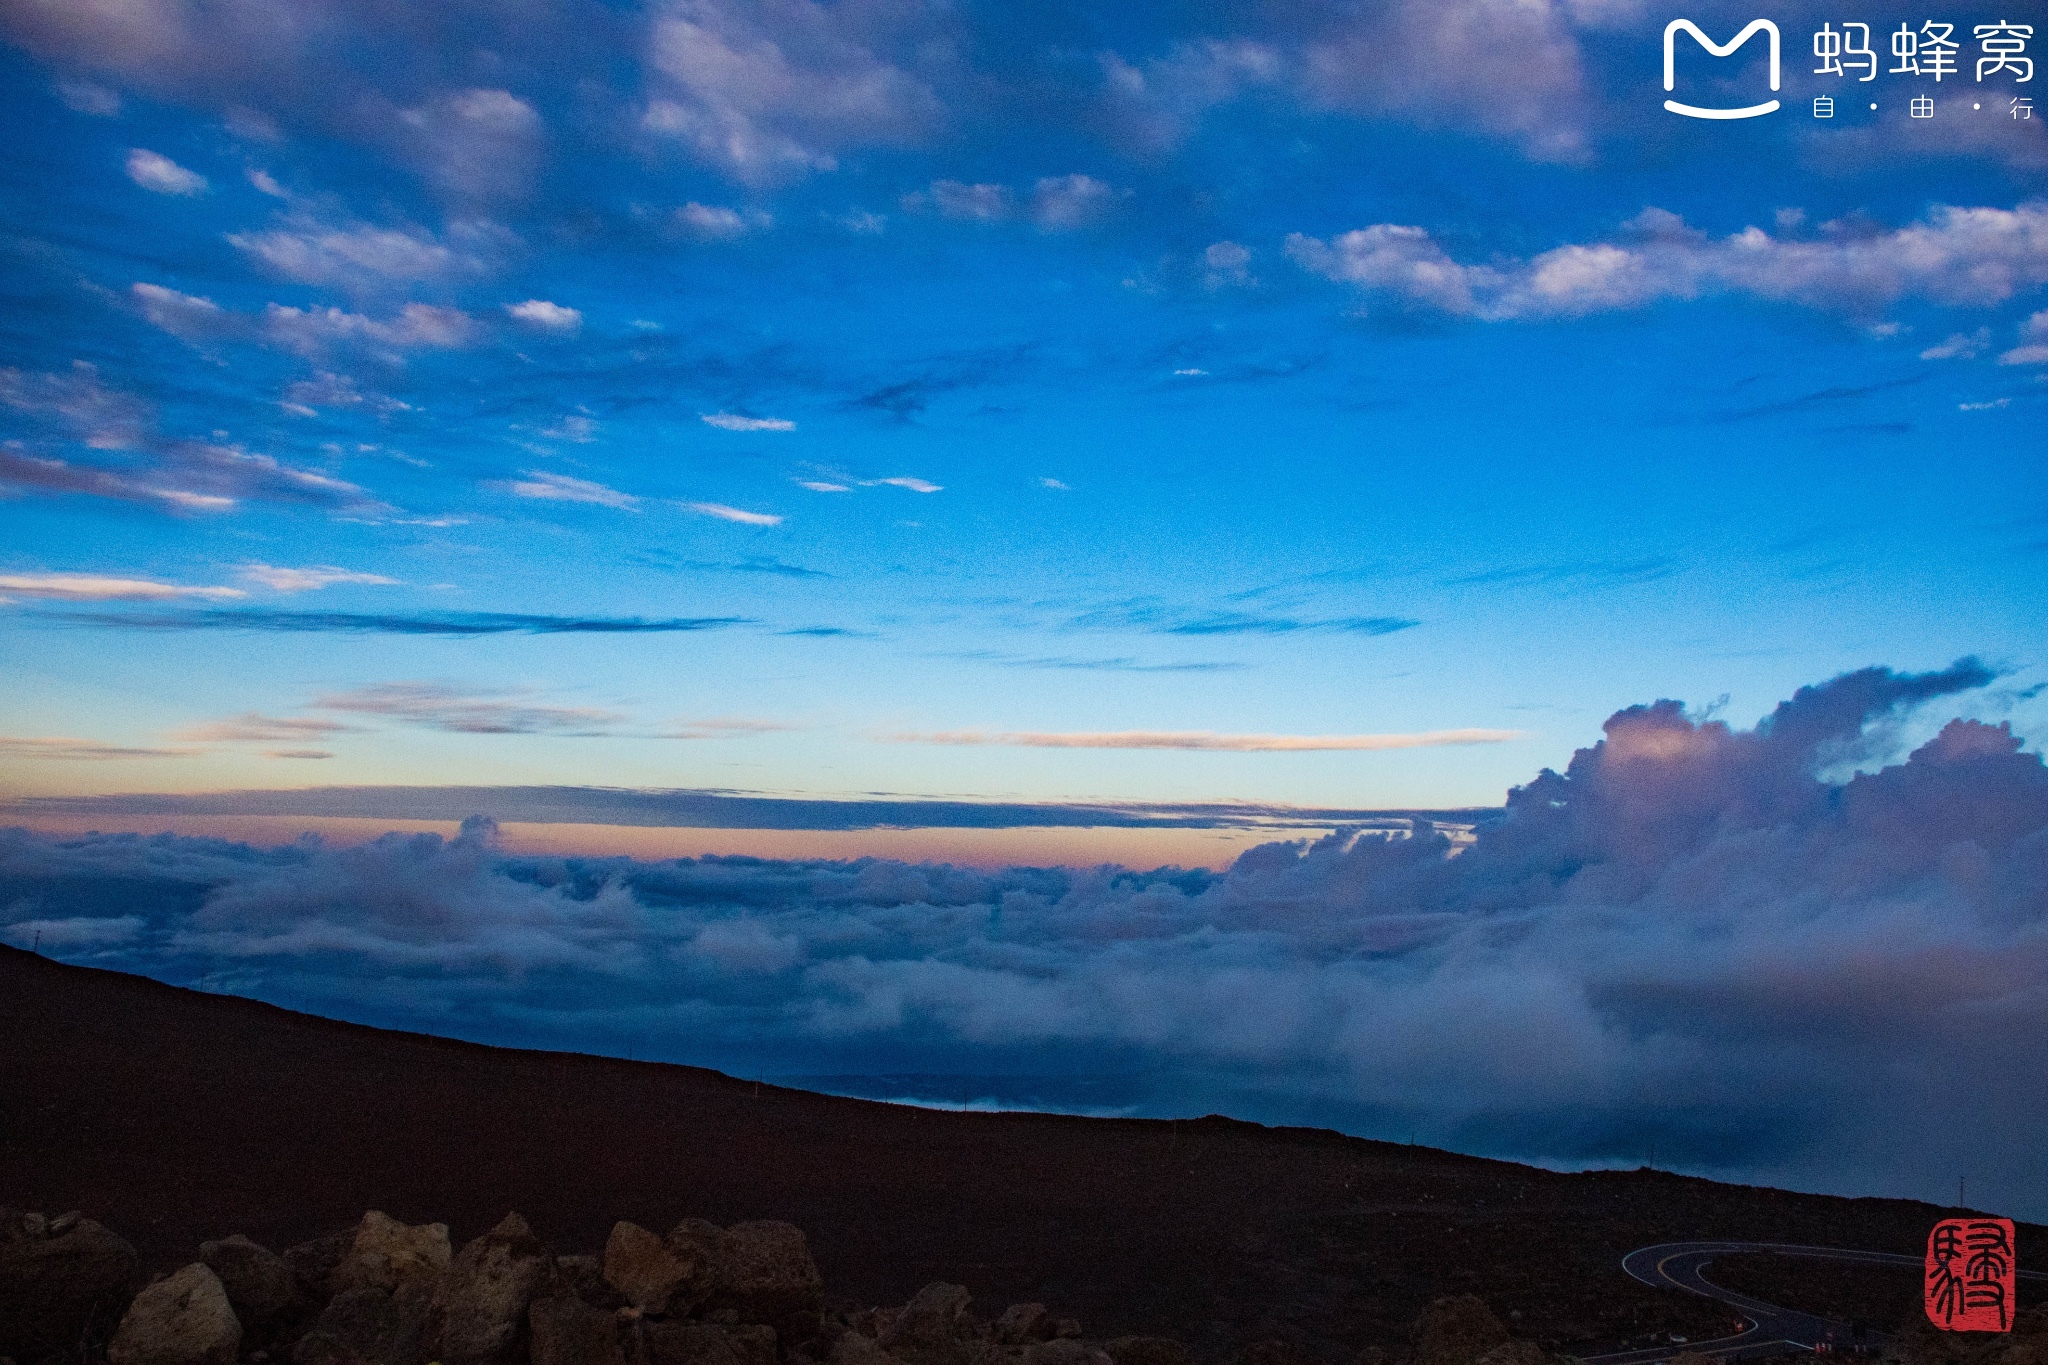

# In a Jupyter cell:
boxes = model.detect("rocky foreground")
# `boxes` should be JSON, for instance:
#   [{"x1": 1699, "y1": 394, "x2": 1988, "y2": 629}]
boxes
[{"x1": 1, "y1": 1206, "x2": 1581, "y2": 1365}]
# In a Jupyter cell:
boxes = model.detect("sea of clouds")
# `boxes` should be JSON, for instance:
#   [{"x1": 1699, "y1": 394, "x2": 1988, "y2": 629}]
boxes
[{"x1": 5, "y1": 659, "x2": 2045, "y2": 1218}]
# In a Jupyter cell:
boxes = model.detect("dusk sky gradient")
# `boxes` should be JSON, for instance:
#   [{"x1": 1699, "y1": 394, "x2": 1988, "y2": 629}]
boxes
[{"x1": 2, "y1": 0, "x2": 2046, "y2": 1217}]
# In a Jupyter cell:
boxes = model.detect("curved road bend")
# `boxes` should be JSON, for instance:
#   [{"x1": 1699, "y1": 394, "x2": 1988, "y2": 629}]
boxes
[{"x1": 1583, "y1": 1241, "x2": 2048, "y2": 1365}]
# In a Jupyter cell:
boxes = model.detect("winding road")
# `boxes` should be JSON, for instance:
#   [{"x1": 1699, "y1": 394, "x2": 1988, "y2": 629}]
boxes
[{"x1": 1582, "y1": 1241, "x2": 2048, "y2": 1365}]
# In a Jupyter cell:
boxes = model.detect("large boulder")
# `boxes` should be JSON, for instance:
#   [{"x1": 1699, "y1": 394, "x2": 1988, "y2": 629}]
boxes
[
  {"x1": 1103, "y1": 1339, "x2": 1190, "y2": 1365},
  {"x1": 435, "y1": 1213, "x2": 554, "y2": 1365},
  {"x1": 528, "y1": 1294, "x2": 626, "y2": 1365},
  {"x1": 0, "y1": 1209, "x2": 144, "y2": 1361},
  {"x1": 291, "y1": 1287, "x2": 435, "y2": 1365},
  {"x1": 994, "y1": 1307, "x2": 1051, "y2": 1347},
  {"x1": 331, "y1": 1213, "x2": 450, "y2": 1299},
  {"x1": 1411, "y1": 1297, "x2": 1510, "y2": 1365},
  {"x1": 695, "y1": 1222, "x2": 823, "y2": 1325},
  {"x1": 879, "y1": 1285, "x2": 974, "y2": 1365},
  {"x1": 605, "y1": 1223, "x2": 698, "y2": 1315},
  {"x1": 106, "y1": 1263, "x2": 242, "y2": 1365},
  {"x1": 644, "y1": 1323, "x2": 777, "y2": 1365},
  {"x1": 554, "y1": 1257, "x2": 628, "y2": 1312},
  {"x1": 199, "y1": 1235, "x2": 295, "y2": 1336},
  {"x1": 284, "y1": 1233, "x2": 355, "y2": 1309},
  {"x1": 1023, "y1": 1344, "x2": 1111, "y2": 1365}
]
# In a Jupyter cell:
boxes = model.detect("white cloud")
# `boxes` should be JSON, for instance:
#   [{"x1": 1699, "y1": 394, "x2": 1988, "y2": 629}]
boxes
[
  {"x1": 57, "y1": 79, "x2": 120, "y2": 116},
  {"x1": 264, "y1": 302, "x2": 476, "y2": 358},
  {"x1": 238, "y1": 564, "x2": 400, "y2": 592},
  {"x1": 126, "y1": 148, "x2": 208, "y2": 196},
  {"x1": 830, "y1": 208, "x2": 886, "y2": 235},
  {"x1": 1173, "y1": 368, "x2": 1208, "y2": 377},
  {"x1": 796, "y1": 479, "x2": 849, "y2": 492},
  {"x1": 1040, "y1": 477, "x2": 1069, "y2": 490},
  {"x1": 702, "y1": 412, "x2": 795, "y2": 431},
  {"x1": 246, "y1": 168, "x2": 287, "y2": 197},
  {"x1": 542, "y1": 415, "x2": 599, "y2": 442},
  {"x1": 675, "y1": 202, "x2": 772, "y2": 240},
  {"x1": 399, "y1": 88, "x2": 543, "y2": 202},
  {"x1": 229, "y1": 217, "x2": 476, "y2": 287},
  {"x1": 641, "y1": 0, "x2": 938, "y2": 185},
  {"x1": 908, "y1": 180, "x2": 1013, "y2": 222},
  {"x1": 1288, "y1": 201, "x2": 2048, "y2": 320},
  {"x1": 1203, "y1": 240, "x2": 1255, "y2": 289},
  {"x1": 682, "y1": 500, "x2": 783, "y2": 525},
  {"x1": 886, "y1": 728, "x2": 1521, "y2": 751},
  {"x1": 497, "y1": 471, "x2": 638, "y2": 509},
  {"x1": 131, "y1": 283, "x2": 235, "y2": 342},
  {"x1": 1030, "y1": 174, "x2": 1124, "y2": 230},
  {"x1": 0, "y1": 572, "x2": 244, "y2": 602},
  {"x1": 504, "y1": 298, "x2": 581, "y2": 332},
  {"x1": 1921, "y1": 328, "x2": 1990, "y2": 360},
  {"x1": 1998, "y1": 309, "x2": 2048, "y2": 365},
  {"x1": 871, "y1": 476, "x2": 941, "y2": 493}
]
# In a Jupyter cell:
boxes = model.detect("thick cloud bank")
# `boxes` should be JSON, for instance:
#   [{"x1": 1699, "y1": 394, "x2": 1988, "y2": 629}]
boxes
[{"x1": 5, "y1": 661, "x2": 2045, "y2": 1217}]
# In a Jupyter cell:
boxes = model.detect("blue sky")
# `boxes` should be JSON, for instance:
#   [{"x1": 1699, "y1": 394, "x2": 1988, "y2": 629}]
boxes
[
  {"x1": 2, "y1": 1, "x2": 2045, "y2": 853},
  {"x1": 4, "y1": 0, "x2": 2048, "y2": 1216}
]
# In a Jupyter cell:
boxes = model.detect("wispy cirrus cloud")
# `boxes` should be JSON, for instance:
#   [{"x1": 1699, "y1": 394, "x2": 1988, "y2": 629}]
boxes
[
  {"x1": 702, "y1": 412, "x2": 796, "y2": 431},
  {"x1": 46, "y1": 610, "x2": 751, "y2": 635},
  {"x1": 173, "y1": 713, "x2": 353, "y2": 743},
  {"x1": 238, "y1": 564, "x2": 400, "y2": 592},
  {"x1": 885, "y1": 728, "x2": 1521, "y2": 751},
  {"x1": 681, "y1": 501, "x2": 783, "y2": 525},
  {"x1": 315, "y1": 682, "x2": 626, "y2": 735},
  {"x1": 0, "y1": 573, "x2": 245, "y2": 603},
  {"x1": 0, "y1": 735, "x2": 196, "y2": 759},
  {"x1": 495, "y1": 471, "x2": 639, "y2": 509},
  {"x1": 1069, "y1": 599, "x2": 1418, "y2": 637}
]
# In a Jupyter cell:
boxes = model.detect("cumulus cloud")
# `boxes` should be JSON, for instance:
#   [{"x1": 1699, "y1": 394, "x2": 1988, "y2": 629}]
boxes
[
  {"x1": 1920, "y1": 328, "x2": 1990, "y2": 360},
  {"x1": 641, "y1": 0, "x2": 939, "y2": 185},
  {"x1": 1998, "y1": 309, "x2": 2048, "y2": 365},
  {"x1": 56, "y1": 78, "x2": 120, "y2": 116},
  {"x1": 316, "y1": 682, "x2": 627, "y2": 735},
  {"x1": 885, "y1": 729, "x2": 1523, "y2": 751},
  {"x1": 229, "y1": 218, "x2": 486, "y2": 288},
  {"x1": 1030, "y1": 174, "x2": 1125, "y2": 231},
  {"x1": 126, "y1": 148, "x2": 208, "y2": 196},
  {"x1": 907, "y1": 181, "x2": 1012, "y2": 223},
  {"x1": 1288, "y1": 201, "x2": 2048, "y2": 320},
  {"x1": 238, "y1": 564, "x2": 399, "y2": 592},
  {"x1": 504, "y1": 299, "x2": 582, "y2": 332},
  {"x1": 675, "y1": 202, "x2": 772, "y2": 240},
  {"x1": 1203, "y1": 241, "x2": 1255, "y2": 289},
  {"x1": 496, "y1": 471, "x2": 638, "y2": 509},
  {"x1": 682, "y1": 501, "x2": 783, "y2": 525},
  {"x1": 131, "y1": 283, "x2": 236, "y2": 343},
  {"x1": 6, "y1": 662, "x2": 2044, "y2": 1215},
  {"x1": 263, "y1": 302, "x2": 475, "y2": 360},
  {"x1": 0, "y1": 573, "x2": 244, "y2": 603},
  {"x1": 702, "y1": 413, "x2": 795, "y2": 431},
  {"x1": 399, "y1": 88, "x2": 544, "y2": 203}
]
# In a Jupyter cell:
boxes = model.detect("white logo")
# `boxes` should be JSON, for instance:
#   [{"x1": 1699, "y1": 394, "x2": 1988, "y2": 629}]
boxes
[{"x1": 1664, "y1": 19, "x2": 1782, "y2": 118}]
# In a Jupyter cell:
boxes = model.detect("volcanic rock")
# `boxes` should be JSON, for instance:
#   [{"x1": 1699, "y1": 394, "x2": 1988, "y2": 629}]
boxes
[
  {"x1": 693, "y1": 1222, "x2": 823, "y2": 1326},
  {"x1": 330, "y1": 1214, "x2": 450, "y2": 1299},
  {"x1": 436, "y1": 1214, "x2": 553, "y2": 1365},
  {"x1": 200, "y1": 1236, "x2": 295, "y2": 1334},
  {"x1": 292, "y1": 1287, "x2": 434, "y2": 1365},
  {"x1": 1410, "y1": 1297, "x2": 1509, "y2": 1365},
  {"x1": 605, "y1": 1224, "x2": 695, "y2": 1315},
  {"x1": 1103, "y1": 1338, "x2": 1190, "y2": 1365},
  {"x1": 106, "y1": 1263, "x2": 242, "y2": 1365},
  {"x1": 529, "y1": 1294, "x2": 626, "y2": 1365},
  {"x1": 994, "y1": 1307, "x2": 1051, "y2": 1347},
  {"x1": 878, "y1": 1284, "x2": 974, "y2": 1365},
  {"x1": 0, "y1": 1209, "x2": 144, "y2": 1361}
]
